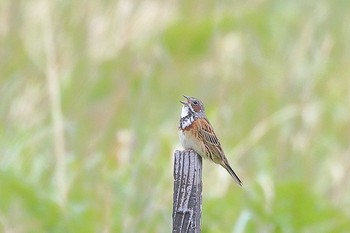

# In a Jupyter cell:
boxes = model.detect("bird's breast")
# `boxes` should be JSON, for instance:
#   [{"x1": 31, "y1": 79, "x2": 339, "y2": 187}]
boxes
[
  {"x1": 178, "y1": 121, "x2": 205, "y2": 157},
  {"x1": 179, "y1": 115, "x2": 195, "y2": 130}
]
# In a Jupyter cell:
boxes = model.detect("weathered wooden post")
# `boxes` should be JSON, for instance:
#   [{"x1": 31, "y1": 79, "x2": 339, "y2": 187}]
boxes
[{"x1": 172, "y1": 150, "x2": 202, "y2": 233}]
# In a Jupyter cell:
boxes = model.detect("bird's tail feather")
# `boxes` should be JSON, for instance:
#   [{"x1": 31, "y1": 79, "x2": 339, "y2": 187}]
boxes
[{"x1": 223, "y1": 162, "x2": 242, "y2": 186}]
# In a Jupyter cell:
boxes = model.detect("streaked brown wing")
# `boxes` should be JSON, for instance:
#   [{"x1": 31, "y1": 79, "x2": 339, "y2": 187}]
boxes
[
  {"x1": 195, "y1": 118, "x2": 225, "y2": 162},
  {"x1": 195, "y1": 118, "x2": 243, "y2": 185}
]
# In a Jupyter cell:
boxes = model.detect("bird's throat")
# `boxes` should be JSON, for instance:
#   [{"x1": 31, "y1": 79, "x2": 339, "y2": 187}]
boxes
[
  {"x1": 180, "y1": 105, "x2": 195, "y2": 129},
  {"x1": 181, "y1": 105, "x2": 190, "y2": 118}
]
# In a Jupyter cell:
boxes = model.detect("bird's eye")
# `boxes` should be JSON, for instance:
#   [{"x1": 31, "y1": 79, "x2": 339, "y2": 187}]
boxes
[{"x1": 193, "y1": 100, "x2": 199, "y2": 105}]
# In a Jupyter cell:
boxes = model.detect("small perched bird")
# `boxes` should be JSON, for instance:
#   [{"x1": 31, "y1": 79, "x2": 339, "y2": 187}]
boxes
[{"x1": 179, "y1": 96, "x2": 242, "y2": 186}]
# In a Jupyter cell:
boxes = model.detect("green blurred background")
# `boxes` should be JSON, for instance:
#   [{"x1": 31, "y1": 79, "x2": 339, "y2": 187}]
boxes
[{"x1": 1, "y1": 0, "x2": 350, "y2": 232}]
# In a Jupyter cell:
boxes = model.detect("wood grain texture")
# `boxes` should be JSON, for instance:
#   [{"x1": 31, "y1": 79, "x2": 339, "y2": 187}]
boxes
[{"x1": 172, "y1": 150, "x2": 202, "y2": 233}]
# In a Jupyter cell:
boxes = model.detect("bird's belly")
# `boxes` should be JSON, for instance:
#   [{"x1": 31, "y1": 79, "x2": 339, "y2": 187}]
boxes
[{"x1": 179, "y1": 130, "x2": 205, "y2": 157}]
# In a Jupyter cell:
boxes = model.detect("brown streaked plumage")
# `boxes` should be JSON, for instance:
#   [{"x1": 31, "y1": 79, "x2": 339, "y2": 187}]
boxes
[{"x1": 179, "y1": 96, "x2": 242, "y2": 186}]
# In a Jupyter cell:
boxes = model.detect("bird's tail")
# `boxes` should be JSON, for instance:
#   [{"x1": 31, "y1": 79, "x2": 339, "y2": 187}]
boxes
[{"x1": 222, "y1": 162, "x2": 242, "y2": 186}]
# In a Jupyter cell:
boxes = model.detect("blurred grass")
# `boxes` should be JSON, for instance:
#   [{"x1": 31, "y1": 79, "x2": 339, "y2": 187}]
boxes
[{"x1": 1, "y1": 0, "x2": 350, "y2": 232}]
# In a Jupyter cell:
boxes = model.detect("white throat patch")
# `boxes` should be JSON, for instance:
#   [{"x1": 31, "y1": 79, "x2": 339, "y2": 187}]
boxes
[
  {"x1": 181, "y1": 105, "x2": 190, "y2": 118},
  {"x1": 180, "y1": 105, "x2": 194, "y2": 129}
]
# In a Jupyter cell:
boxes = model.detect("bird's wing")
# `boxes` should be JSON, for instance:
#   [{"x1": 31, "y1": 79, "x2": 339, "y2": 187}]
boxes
[
  {"x1": 196, "y1": 118, "x2": 243, "y2": 186},
  {"x1": 195, "y1": 118, "x2": 225, "y2": 161}
]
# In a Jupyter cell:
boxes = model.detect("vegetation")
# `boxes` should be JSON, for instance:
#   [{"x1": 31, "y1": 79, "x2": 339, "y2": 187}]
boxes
[{"x1": 1, "y1": 0, "x2": 350, "y2": 232}]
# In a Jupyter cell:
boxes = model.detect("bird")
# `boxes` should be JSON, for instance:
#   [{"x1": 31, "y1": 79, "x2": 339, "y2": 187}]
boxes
[{"x1": 178, "y1": 95, "x2": 242, "y2": 186}]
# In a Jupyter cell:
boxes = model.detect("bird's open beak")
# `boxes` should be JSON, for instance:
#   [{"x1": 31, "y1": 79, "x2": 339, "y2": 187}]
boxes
[{"x1": 180, "y1": 95, "x2": 190, "y2": 105}]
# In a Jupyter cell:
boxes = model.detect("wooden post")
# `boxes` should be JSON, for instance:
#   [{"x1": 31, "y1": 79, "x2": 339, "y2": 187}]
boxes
[{"x1": 172, "y1": 150, "x2": 202, "y2": 233}]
